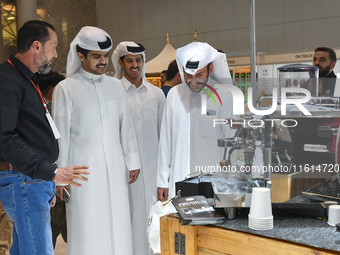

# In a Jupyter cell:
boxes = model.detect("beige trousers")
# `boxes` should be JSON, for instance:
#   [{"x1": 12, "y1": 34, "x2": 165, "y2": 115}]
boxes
[{"x1": 0, "y1": 200, "x2": 12, "y2": 255}]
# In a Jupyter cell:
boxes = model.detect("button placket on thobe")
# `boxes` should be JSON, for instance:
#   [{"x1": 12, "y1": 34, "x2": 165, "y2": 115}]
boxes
[
  {"x1": 92, "y1": 77, "x2": 109, "y2": 168},
  {"x1": 128, "y1": 85, "x2": 146, "y2": 148}
]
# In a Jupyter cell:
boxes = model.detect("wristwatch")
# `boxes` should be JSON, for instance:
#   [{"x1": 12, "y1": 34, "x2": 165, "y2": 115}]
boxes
[{"x1": 52, "y1": 168, "x2": 58, "y2": 181}]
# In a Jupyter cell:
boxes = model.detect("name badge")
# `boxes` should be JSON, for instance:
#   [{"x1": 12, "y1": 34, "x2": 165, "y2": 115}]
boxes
[{"x1": 45, "y1": 111, "x2": 61, "y2": 139}]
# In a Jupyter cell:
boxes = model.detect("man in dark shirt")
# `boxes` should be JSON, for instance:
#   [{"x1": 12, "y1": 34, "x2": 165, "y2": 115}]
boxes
[
  {"x1": 303, "y1": 47, "x2": 337, "y2": 97},
  {"x1": 161, "y1": 60, "x2": 181, "y2": 97},
  {"x1": 0, "y1": 20, "x2": 89, "y2": 255}
]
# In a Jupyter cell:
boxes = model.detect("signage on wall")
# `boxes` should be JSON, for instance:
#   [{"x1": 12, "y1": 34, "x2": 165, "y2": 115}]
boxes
[{"x1": 295, "y1": 53, "x2": 314, "y2": 59}]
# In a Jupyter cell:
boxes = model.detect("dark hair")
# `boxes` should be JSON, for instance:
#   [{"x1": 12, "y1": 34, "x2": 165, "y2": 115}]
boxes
[
  {"x1": 206, "y1": 63, "x2": 212, "y2": 72},
  {"x1": 166, "y1": 60, "x2": 179, "y2": 81},
  {"x1": 315, "y1": 47, "x2": 337, "y2": 63},
  {"x1": 38, "y1": 71, "x2": 65, "y2": 95},
  {"x1": 76, "y1": 45, "x2": 90, "y2": 59},
  {"x1": 161, "y1": 70, "x2": 167, "y2": 74},
  {"x1": 17, "y1": 20, "x2": 55, "y2": 53}
]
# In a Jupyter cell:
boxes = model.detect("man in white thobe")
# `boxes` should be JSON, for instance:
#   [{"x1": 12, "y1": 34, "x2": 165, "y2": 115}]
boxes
[
  {"x1": 157, "y1": 42, "x2": 236, "y2": 200},
  {"x1": 52, "y1": 27, "x2": 141, "y2": 255},
  {"x1": 112, "y1": 42, "x2": 165, "y2": 255}
]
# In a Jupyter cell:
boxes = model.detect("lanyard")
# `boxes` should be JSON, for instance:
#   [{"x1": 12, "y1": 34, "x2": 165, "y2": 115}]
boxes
[{"x1": 7, "y1": 59, "x2": 48, "y2": 111}]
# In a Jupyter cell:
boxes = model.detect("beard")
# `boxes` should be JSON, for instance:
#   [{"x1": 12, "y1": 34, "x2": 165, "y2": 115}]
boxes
[
  {"x1": 36, "y1": 51, "x2": 54, "y2": 74},
  {"x1": 317, "y1": 63, "x2": 332, "y2": 78},
  {"x1": 39, "y1": 64, "x2": 52, "y2": 74}
]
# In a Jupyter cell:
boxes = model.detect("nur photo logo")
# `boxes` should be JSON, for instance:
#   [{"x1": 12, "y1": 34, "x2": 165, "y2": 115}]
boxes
[{"x1": 201, "y1": 84, "x2": 312, "y2": 116}]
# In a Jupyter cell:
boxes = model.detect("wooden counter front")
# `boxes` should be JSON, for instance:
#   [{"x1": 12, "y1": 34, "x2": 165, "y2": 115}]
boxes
[{"x1": 160, "y1": 215, "x2": 338, "y2": 255}]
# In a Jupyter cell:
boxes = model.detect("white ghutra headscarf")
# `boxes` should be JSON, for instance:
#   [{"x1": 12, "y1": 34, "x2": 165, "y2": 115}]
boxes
[
  {"x1": 66, "y1": 26, "x2": 113, "y2": 77},
  {"x1": 176, "y1": 42, "x2": 232, "y2": 84},
  {"x1": 111, "y1": 41, "x2": 146, "y2": 80}
]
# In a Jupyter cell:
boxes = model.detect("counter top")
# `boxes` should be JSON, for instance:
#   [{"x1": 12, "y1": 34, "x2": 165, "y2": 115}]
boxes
[
  {"x1": 161, "y1": 209, "x2": 339, "y2": 255},
  {"x1": 216, "y1": 207, "x2": 340, "y2": 252}
]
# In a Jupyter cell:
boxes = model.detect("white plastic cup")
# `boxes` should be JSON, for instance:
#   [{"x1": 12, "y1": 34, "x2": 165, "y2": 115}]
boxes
[
  {"x1": 328, "y1": 205, "x2": 340, "y2": 226},
  {"x1": 249, "y1": 187, "x2": 272, "y2": 219}
]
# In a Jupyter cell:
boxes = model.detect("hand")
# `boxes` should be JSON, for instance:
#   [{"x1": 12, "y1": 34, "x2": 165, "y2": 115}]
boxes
[
  {"x1": 56, "y1": 185, "x2": 69, "y2": 201},
  {"x1": 51, "y1": 195, "x2": 56, "y2": 207},
  {"x1": 129, "y1": 169, "x2": 140, "y2": 184},
  {"x1": 157, "y1": 187, "x2": 168, "y2": 201},
  {"x1": 53, "y1": 165, "x2": 90, "y2": 187}
]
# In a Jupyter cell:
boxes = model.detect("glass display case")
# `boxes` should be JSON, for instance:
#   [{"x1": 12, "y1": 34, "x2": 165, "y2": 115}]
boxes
[{"x1": 277, "y1": 64, "x2": 319, "y2": 97}]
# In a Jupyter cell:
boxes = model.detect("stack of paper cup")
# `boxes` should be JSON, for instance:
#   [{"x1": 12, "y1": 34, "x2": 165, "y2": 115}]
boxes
[{"x1": 248, "y1": 187, "x2": 273, "y2": 230}]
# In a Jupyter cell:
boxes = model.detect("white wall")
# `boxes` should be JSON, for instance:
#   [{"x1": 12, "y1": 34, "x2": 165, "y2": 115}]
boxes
[{"x1": 97, "y1": 0, "x2": 340, "y2": 71}]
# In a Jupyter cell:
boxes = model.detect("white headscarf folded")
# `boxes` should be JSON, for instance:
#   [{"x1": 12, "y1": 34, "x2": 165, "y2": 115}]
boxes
[
  {"x1": 176, "y1": 42, "x2": 231, "y2": 84},
  {"x1": 66, "y1": 26, "x2": 113, "y2": 77},
  {"x1": 111, "y1": 41, "x2": 147, "y2": 80}
]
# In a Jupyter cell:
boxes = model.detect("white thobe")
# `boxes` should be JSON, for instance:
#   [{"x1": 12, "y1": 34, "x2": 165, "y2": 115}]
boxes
[
  {"x1": 120, "y1": 77, "x2": 165, "y2": 255},
  {"x1": 52, "y1": 68, "x2": 140, "y2": 255},
  {"x1": 157, "y1": 78, "x2": 236, "y2": 199}
]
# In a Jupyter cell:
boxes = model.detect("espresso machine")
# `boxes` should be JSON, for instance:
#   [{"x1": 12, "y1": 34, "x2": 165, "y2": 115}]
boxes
[
  {"x1": 212, "y1": 114, "x2": 269, "y2": 208},
  {"x1": 213, "y1": 105, "x2": 340, "y2": 208}
]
